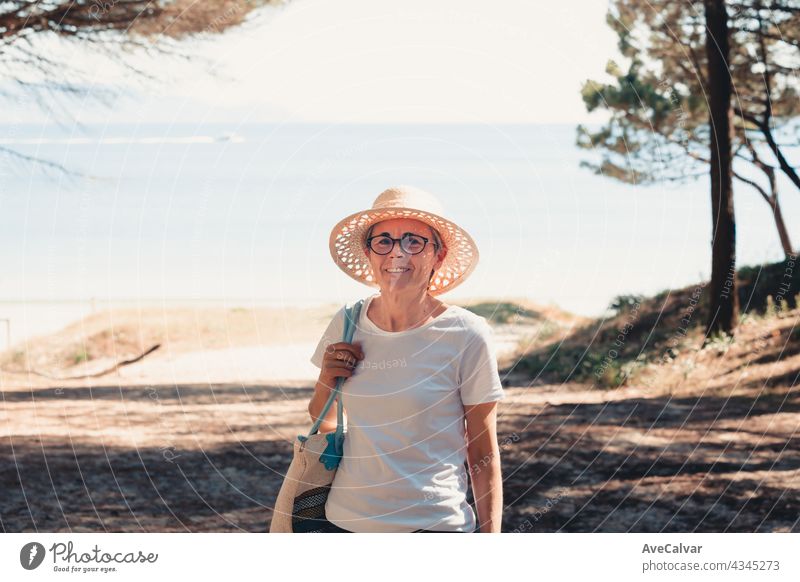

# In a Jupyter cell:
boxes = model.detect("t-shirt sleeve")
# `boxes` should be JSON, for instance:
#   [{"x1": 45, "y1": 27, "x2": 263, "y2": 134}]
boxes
[
  {"x1": 310, "y1": 306, "x2": 346, "y2": 369},
  {"x1": 458, "y1": 318, "x2": 506, "y2": 405}
]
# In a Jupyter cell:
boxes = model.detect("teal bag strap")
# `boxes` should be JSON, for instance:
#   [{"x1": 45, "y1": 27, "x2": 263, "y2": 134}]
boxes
[{"x1": 301, "y1": 298, "x2": 364, "y2": 454}]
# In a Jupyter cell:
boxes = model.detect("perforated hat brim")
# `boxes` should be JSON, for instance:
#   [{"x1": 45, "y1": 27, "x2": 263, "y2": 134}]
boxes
[{"x1": 329, "y1": 206, "x2": 479, "y2": 296}]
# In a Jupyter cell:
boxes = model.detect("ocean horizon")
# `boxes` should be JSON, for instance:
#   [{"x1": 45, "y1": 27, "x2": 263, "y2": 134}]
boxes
[{"x1": 2, "y1": 121, "x2": 796, "y2": 349}]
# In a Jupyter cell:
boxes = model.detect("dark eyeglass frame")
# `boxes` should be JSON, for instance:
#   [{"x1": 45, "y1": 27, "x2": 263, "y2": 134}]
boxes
[{"x1": 366, "y1": 233, "x2": 438, "y2": 255}]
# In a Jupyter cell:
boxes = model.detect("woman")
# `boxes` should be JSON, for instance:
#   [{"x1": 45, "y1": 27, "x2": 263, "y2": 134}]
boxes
[{"x1": 308, "y1": 185, "x2": 505, "y2": 533}]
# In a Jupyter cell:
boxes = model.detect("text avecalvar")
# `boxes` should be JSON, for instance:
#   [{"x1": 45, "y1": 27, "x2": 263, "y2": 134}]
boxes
[{"x1": 642, "y1": 544, "x2": 702, "y2": 554}]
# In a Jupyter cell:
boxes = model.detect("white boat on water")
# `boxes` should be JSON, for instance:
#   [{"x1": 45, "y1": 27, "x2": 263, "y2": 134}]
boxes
[{"x1": 215, "y1": 131, "x2": 245, "y2": 143}]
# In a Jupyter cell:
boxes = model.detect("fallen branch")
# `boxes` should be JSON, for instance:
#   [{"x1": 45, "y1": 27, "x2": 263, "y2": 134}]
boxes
[{"x1": 1, "y1": 344, "x2": 161, "y2": 380}]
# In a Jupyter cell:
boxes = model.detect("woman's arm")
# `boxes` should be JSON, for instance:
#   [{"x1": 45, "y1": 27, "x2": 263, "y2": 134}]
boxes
[
  {"x1": 464, "y1": 401, "x2": 503, "y2": 533},
  {"x1": 308, "y1": 341, "x2": 361, "y2": 432},
  {"x1": 308, "y1": 375, "x2": 346, "y2": 433}
]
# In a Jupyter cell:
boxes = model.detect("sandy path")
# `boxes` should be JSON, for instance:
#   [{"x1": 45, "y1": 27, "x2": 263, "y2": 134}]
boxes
[{"x1": 115, "y1": 343, "x2": 322, "y2": 385}]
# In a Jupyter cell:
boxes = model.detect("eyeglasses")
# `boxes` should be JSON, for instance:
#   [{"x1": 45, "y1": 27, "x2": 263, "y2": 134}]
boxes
[{"x1": 366, "y1": 233, "x2": 437, "y2": 255}]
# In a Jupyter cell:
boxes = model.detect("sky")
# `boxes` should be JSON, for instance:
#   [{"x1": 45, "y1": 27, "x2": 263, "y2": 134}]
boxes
[{"x1": 3, "y1": 0, "x2": 621, "y2": 125}]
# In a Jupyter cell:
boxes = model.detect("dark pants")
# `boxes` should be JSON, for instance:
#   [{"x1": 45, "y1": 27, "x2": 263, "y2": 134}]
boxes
[{"x1": 315, "y1": 519, "x2": 475, "y2": 533}]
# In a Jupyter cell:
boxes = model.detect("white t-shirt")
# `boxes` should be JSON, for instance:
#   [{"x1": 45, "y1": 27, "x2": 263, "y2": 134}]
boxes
[{"x1": 309, "y1": 293, "x2": 505, "y2": 533}]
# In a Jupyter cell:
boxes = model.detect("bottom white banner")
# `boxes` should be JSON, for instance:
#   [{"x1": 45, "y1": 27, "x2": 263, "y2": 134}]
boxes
[{"x1": 1, "y1": 533, "x2": 797, "y2": 581}]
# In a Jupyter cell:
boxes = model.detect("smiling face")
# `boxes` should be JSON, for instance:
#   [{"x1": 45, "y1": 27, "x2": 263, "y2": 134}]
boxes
[{"x1": 364, "y1": 218, "x2": 448, "y2": 296}]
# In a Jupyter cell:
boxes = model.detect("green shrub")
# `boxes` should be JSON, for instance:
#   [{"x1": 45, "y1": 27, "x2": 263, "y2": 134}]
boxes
[
  {"x1": 703, "y1": 330, "x2": 734, "y2": 353},
  {"x1": 608, "y1": 294, "x2": 645, "y2": 315},
  {"x1": 73, "y1": 348, "x2": 90, "y2": 365},
  {"x1": 465, "y1": 302, "x2": 540, "y2": 324}
]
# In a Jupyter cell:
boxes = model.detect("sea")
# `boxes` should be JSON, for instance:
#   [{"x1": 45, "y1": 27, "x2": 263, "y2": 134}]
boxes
[{"x1": 1, "y1": 122, "x2": 796, "y2": 350}]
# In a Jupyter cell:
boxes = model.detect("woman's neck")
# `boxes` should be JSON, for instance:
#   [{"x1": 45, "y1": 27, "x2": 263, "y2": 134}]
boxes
[{"x1": 368, "y1": 293, "x2": 448, "y2": 332}]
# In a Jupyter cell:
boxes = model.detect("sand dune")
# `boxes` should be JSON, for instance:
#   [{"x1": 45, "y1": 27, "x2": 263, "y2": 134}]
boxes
[{"x1": 0, "y1": 298, "x2": 573, "y2": 388}]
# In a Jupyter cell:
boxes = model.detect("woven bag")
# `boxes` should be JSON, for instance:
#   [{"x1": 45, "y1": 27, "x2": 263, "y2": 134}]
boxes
[{"x1": 269, "y1": 299, "x2": 364, "y2": 533}]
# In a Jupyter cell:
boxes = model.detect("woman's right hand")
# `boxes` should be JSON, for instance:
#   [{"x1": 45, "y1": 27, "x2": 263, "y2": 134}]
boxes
[{"x1": 319, "y1": 341, "x2": 364, "y2": 389}]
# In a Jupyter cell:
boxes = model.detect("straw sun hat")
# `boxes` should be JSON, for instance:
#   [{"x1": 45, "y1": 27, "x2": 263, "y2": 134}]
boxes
[{"x1": 328, "y1": 185, "x2": 479, "y2": 296}]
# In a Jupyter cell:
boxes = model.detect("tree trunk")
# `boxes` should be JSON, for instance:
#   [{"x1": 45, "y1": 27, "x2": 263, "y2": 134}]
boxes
[
  {"x1": 755, "y1": 149, "x2": 793, "y2": 258},
  {"x1": 704, "y1": 0, "x2": 739, "y2": 338},
  {"x1": 771, "y1": 191, "x2": 794, "y2": 259}
]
